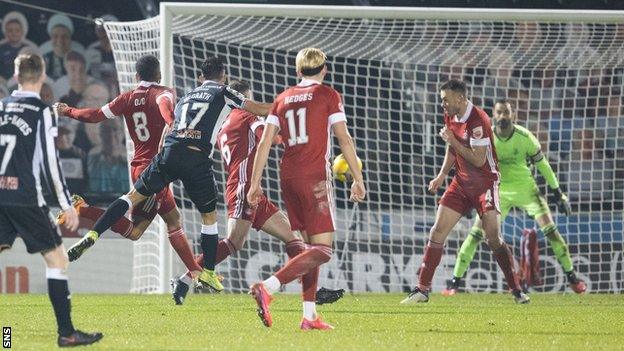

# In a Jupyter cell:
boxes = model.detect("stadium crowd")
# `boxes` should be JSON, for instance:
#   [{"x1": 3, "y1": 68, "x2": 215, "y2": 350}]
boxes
[
  {"x1": 0, "y1": 10, "x2": 128, "y2": 199},
  {"x1": 1, "y1": 10, "x2": 621, "y2": 210}
]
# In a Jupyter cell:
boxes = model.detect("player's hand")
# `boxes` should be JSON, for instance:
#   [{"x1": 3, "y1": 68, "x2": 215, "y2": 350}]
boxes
[
  {"x1": 350, "y1": 180, "x2": 366, "y2": 202},
  {"x1": 53, "y1": 103, "x2": 69, "y2": 116},
  {"x1": 62, "y1": 207, "x2": 79, "y2": 232},
  {"x1": 247, "y1": 183, "x2": 263, "y2": 207},
  {"x1": 553, "y1": 188, "x2": 572, "y2": 216},
  {"x1": 428, "y1": 175, "x2": 445, "y2": 194},
  {"x1": 439, "y1": 127, "x2": 455, "y2": 145}
]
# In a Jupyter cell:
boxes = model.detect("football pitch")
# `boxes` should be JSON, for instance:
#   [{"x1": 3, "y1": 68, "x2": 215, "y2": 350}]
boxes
[{"x1": 2, "y1": 293, "x2": 623, "y2": 350}]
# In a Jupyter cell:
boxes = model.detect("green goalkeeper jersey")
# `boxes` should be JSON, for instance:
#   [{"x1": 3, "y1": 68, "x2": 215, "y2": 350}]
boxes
[{"x1": 493, "y1": 125, "x2": 559, "y2": 190}]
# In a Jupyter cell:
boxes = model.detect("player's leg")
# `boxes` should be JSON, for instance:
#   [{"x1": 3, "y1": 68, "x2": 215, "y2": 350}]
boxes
[
  {"x1": 443, "y1": 218, "x2": 484, "y2": 295},
  {"x1": 534, "y1": 211, "x2": 586, "y2": 293},
  {"x1": 67, "y1": 187, "x2": 149, "y2": 261},
  {"x1": 178, "y1": 149, "x2": 223, "y2": 292},
  {"x1": 66, "y1": 151, "x2": 172, "y2": 261},
  {"x1": 250, "y1": 178, "x2": 334, "y2": 328},
  {"x1": 401, "y1": 204, "x2": 463, "y2": 304},
  {"x1": 57, "y1": 195, "x2": 135, "y2": 239},
  {"x1": 161, "y1": 204, "x2": 202, "y2": 276},
  {"x1": 257, "y1": 203, "x2": 344, "y2": 305},
  {"x1": 7, "y1": 206, "x2": 102, "y2": 347},
  {"x1": 480, "y1": 209, "x2": 528, "y2": 303},
  {"x1": 42, "y1": 245, "x2": 103, "y2": 347}
]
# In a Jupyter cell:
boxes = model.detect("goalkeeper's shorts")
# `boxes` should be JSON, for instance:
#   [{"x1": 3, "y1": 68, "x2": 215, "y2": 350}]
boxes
[{"x1": 499, "y1": 183, "x2": 550, "y2": 220}]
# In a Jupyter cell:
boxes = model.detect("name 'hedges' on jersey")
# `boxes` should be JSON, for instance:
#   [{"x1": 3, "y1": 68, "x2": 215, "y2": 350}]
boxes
[
  {"x1": 0, "y1": 91, "x2": 71, "y2": 209},
  {"x1": 166, "y1": 80, "x2": 246, "y2": 156}
]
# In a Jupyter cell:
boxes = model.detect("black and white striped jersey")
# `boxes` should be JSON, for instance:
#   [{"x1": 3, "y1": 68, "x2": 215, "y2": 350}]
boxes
[
  {"x1": 165, "y1": 80, "x2": 246, "y2": 156},
  {"x1": 0, "y1": 90, "x2": 71, "y2": 210}
]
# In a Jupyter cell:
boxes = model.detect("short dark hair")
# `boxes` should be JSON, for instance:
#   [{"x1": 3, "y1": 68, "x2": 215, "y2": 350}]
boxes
[
  {"x1": 65, "y1": 50, "x2": 86, "y2": 66},
  {"x1": 228, "y1": 79, "x2": 250, "y2": 95},
  {"x1": 440, "y1": 79, "x2": 467, "y2": 96},
  {"x1": 495, "y1": 99, "x2": 514, "y2": 109},
  {"x1": 201, "y1": 56, "x2": 226, "y2": 80},
  {"x1": 135, "y1": 55, "x2": 160, "y2": 81}
]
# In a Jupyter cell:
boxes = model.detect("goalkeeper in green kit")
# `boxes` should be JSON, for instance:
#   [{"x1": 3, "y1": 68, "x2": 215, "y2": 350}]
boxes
[{"x1": 442, "y1": 100, "x2": 586, "y2": 295}]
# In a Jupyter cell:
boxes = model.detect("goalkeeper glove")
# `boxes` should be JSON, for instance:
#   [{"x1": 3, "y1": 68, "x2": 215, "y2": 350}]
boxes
[{"x1": 552, "y1": 188, "x2": 572, "y2": 216}]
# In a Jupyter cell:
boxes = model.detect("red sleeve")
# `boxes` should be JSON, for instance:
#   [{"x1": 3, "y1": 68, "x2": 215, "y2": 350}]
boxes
[
  {"x1": 249, "y1": 115, "x2": 265, "y2": 140},
  {"x1": 64, "y1": 107, "x2": 107, "y2": 123},
  {"x1": 266, "y1": 100, "x2": 281, "y2": 129},
  {"x1": 328, "y1": 88, "x2": 346, "y2": 125},
  {"x1": 103, "y1": 93, "x2": 128, "y2": 118},
  {"x1": 468, "y1": 112, "x2": 490, "y2": 147},
  {"x1": 156, "y1": 89, "x2": 175, "y2": 125}
]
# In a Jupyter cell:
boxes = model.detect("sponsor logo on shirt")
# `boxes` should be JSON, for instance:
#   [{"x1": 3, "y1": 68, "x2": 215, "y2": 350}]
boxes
[{"x1": 472, "y1": 126, "x2": 483, "y2": 139}]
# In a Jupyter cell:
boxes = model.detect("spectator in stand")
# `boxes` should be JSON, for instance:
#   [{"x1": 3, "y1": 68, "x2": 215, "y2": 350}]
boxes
[
  {"x1": 86, "y1": 14, "x2": 119, "y2": 98},
  {"x1": 0, "y1": 81, "x2": 8, "y2": 99},
  {"x1": 0, "y1": 11, "x2": 36, "y2": 80},
  {"x1": 73, "y1": 83, "x2": 110, "y2": 154},
  {"x1": 41, "y1": 14, "x2": 85, "y2": 80},
  {"x1": 87, "y1": 120, "x2": 128, "y2": 193},
  {"x1": 56, "y1": 124, "x2": 88, "y2": 195},
  {"x1": 53, "y1": 51, "x2": 96, "y2": 105},
  {"x1": 40, "y1": 82, "x2": 55, "y2": 105}
]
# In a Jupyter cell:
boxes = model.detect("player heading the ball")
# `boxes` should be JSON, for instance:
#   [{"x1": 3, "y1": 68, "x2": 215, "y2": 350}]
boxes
[
  {"x1": 247, "y1": 47, "x2": 366, "y2": 330},
  {"x1": 67, "y1": 56, "x2": 272, "y2": 293},
  {"x1": 401, "y1": 79, "x2": 530, "y2": 305},
  {"x1": 57, "y1": 55, "x2": 202, "y2": 282}
]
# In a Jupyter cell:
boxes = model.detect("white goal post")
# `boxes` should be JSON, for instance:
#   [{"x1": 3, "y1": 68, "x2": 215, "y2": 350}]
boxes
[{"x1": 104, "y1": 3, "x2": 624, "y2": 294}]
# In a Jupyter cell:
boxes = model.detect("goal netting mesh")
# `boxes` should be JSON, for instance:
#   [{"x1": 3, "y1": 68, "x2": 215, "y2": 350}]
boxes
[{"x1": 104, "y1": 8, "x2": 624, "y2": 294}]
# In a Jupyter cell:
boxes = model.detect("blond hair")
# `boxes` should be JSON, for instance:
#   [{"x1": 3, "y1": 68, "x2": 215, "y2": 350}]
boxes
[
  {"x1": 295, "y1": 48, "x2": 326, "y2": 76},
  {"x1": 14, "y1": 53, "x2": 44, "y2": 84}
]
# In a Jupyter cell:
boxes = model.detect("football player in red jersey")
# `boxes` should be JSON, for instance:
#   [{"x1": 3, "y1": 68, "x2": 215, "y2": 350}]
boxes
[
  {"x1": 55, "y1": 55, "x2": 202, "y2": 278},
  {"x1": 401, "y1": 79, "x2": 529, "y2": 305},
  {"x1": 247, "y1": 48, "x2": 366, "y2": 330},
  {"x1": 171, "y1": 80, "x2": 346, "y2": 305}
]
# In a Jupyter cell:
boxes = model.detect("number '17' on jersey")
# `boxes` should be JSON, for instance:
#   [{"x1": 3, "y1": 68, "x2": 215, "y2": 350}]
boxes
[{"x1": 166, "y1": 81, "x2": 246, "y2": 156}]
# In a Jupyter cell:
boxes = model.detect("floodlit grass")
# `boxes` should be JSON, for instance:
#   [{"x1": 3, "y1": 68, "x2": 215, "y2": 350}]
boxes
[{"x1": 2, "y1": 293, "x2": 623, "y2": 350}]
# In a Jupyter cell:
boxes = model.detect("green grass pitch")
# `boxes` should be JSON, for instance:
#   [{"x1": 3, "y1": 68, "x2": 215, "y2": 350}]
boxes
[{"x1": 2, "y1": 293, "x2": 623, "y2": 350}]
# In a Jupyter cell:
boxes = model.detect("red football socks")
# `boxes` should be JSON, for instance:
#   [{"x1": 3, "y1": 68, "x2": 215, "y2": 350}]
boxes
[
  {"x1": 493, "y1": 243, "x2": 521, "y2": 291},
  {"x1": 418, "y1": 240, "x2": 444, "y2": 291},
  {"x1": 168, "y1": 228, "x2": 202, "y2": 272},
  {"x1": 274, "y1": 244, "x2": 332, "y2": 285},
  {"x1": 285, "y1": 239, "x2": 305, "y2": 258}
]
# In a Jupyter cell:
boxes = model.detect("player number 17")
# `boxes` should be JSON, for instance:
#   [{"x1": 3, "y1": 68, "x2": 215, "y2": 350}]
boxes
[{"x1": 285, "y1": 107, "x2": 308, "y2": 146}]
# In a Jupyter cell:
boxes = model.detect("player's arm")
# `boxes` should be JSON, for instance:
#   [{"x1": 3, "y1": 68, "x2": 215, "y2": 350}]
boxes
[
  {"x1": 54, "y1": 93, "x2": 127, "y2": 123},
  {"x1": 53, "y1": 103, "x2": 107, "y2": 123},
  {"x1": 156, "y1": 91, "x2": 175, "y2": 151},
  {"x1": 41, "y1": 107, "x2": 78, "y2": 230},
  {"x1": 247, "y1": 122, "x2": 278, "y2": 206},
  {"x1": 223, "y1": 85, "x2": 272, "y2": 116},
  {"x1": 333, "y1": 121, "x2": 366, "y2": 202},
  {"x1": 252, "y1": 118, "x2": 281, "y2": 145},
  {"x1": 242, "y1": 100, "x2": 272, "y2": 117},
  {"x1": 528, "y1": 133, "x2": 571, "y2": 215},
  {"x1": 428, "y1": 145, "x2": 456, "y2": 194},
  {"x1": 440, "y1": 126, "x2": 487, "y2": 168}
]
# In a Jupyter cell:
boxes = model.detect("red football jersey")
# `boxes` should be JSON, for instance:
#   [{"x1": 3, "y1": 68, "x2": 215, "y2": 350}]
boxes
[
  {"x1": 216, "y1": 109, "x2": 264, "y2": 187},
  {"x1": 102, "y1": 81, "x2": 174, "y2": 167},
  {"x1": 266, "y1": 79, "x2": 346, "y2": 179},
  {"x1": 444, "y1": 101, "x2": 499, "y2": 188}
]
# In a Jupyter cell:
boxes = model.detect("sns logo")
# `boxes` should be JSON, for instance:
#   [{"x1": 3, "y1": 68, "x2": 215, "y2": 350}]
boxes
[{"x1": 2, "y1": 327, "x2": 10, "y2": 349}]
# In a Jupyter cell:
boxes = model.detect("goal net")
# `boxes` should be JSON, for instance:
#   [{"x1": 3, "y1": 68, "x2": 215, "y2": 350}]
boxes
[{"x1": 104, "y1": 5, "x2": 624, "y2": 294}]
